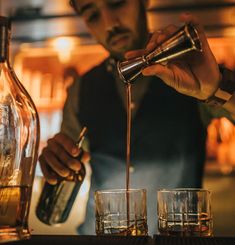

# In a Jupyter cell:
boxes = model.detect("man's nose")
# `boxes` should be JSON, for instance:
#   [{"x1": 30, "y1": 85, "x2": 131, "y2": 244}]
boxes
[{"x1": 101, "y1": 7, "x2": 119, "y2": 32}]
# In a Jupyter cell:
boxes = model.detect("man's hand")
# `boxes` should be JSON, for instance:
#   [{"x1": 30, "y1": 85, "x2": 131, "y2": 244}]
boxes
[
  {"x1": 39, "y1": 132, "x2": 90, "y2": 185},
  {"x1": 125, "y1": 13, "x2": 221, "y2": 101}
]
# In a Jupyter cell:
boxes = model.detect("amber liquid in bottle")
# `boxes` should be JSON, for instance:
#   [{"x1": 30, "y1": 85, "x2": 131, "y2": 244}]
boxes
[{"x1": 0, "y1": 186, "x2": 31, "y2": 230}]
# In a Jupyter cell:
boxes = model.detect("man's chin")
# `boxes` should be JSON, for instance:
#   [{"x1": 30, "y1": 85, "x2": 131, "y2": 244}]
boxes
[
  {"x1": 110, "y1": 51, "x2": 126, "y2": 61},
  {"x1": 108, "y1": 41, "x2": 144, "y2": 61},
  {"x1": 110, "y1": 46, "x2": 133, "y2": 61}
]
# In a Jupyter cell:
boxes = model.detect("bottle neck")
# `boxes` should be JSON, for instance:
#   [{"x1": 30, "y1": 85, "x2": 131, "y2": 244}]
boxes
[{"x1": 0, "y1": 24, "x2": 10, "y2": 63}]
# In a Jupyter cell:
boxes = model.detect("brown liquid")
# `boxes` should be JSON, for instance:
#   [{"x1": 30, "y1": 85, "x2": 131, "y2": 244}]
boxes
[
  {"x1": 126, "y1": 83, "x2": 132, "y2": 191},
  {"x1": 126, "y1": 83, "x2": 132, "y2": 232},
  {"x1": 158, "y1": 213, "x2": 213, "y2": 237},
  {"x1": 0, "y1": 185, "x2": 32, "y2": 242},
  {"x1": 96, "y1": 218, "x2": 148, "y2": 236}
]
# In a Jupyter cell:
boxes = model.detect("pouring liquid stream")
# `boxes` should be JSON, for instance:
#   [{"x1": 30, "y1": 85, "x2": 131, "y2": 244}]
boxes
[{"x1": 126, "y1": 83, "x2": 132, "y2": 234}]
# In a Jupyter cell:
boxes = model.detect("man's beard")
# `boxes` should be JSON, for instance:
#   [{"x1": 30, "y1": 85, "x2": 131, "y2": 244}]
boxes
[
  {"x1": 107, "y1": 6, "x2": 148, "y2": 61},
  {"x1": 105, "y1": 26, "x2": 133, "y2": 61}
]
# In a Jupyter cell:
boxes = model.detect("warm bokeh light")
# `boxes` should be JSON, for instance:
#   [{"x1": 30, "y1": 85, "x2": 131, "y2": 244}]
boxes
[
  {"x1": 208, "y1": 37, "x2": 235, "y2": 70},
  {"x1": 49, "y1": 37, "x2": 76, "y2": 63},
  {"x1": 206, "y1": 117, "x2": 235, "y2": 174}
]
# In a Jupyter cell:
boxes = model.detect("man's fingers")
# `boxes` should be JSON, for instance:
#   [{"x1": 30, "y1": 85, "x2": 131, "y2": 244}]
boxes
[
  {"x1": 180, "y1": 12, "x2": 202, "y2": 31},
  {"x1": 164, "y1": 24, "x2": 178, "y2": 35},
  {"x1": 39, "y1": 132, "x2": 91, "y2": 185},
  {"x1": 39, "y1": 155, "x2": 58, "y2": 185},
  {"x1": 142, "y1": 64, "x2": 176, "y2": 88},
  {"x1": 125, "y1": 24, "x2": 180, "y2": 60},
  {"x1": 146, "y1": 32, "x2": 167, "y2": 52},
  {"x1": 146, "y1": 33, "x2": 164, "y2": 52},
  {"x1": 42, "y1": 148, "x2": 70, "y2": 177},
  {"x1": 47, "y1": 138, "x2": 82, "y2": 171},
  {"x1": 179, "y1": 12, "x2": 206, "y2": 42},
  {"x1": 54, "y1": 133, "x2": 80, "y2": 157},
  {"x1": 146, "y1": 25, "x2": 178, "y2": 52},
  {"x1": 125, "y1": 49, "x2": 146, "y2": 59},
  {"x1": 39, "y1": 149, "x2": 90, "y2": 185},
  {"x1": 146, "y1": 32, "x2": 161, "y2": 50},
  {"x1": 142, "y1": 63, "x2": 169, "y2": 77}
]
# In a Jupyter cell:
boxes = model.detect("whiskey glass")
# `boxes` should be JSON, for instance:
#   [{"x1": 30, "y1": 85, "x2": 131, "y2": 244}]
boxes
[
  {"x1": 95, "y1": 189, "x2": 148, "y2": 236},
  {"x1": 157, "y1": 188, "x2": 213, "y2": 237}
]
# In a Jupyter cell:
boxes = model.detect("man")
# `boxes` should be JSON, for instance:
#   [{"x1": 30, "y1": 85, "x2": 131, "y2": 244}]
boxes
[{"x1": 39, "y1": 0, "x2": 235, "y2": 234}]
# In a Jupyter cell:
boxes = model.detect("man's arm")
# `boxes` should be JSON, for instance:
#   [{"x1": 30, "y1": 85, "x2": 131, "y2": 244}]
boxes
[
  {"x1": 61, "y1": 78, "x2": 83, "y2": 140},
  {"x1": 39, "y1": 78, "x2": 90, "y2": 184},
  {"x1": 125, "y1": 13, "x2": 235, "y2": 118}
]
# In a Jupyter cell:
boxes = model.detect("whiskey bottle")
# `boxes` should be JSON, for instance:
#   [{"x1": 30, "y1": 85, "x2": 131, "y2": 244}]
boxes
[
  {"x1": 36, "y1": 128, "x2": 87, "y2": 225},
  {"x1": 0, "y1": 16, "x2": 40, "y2": 242}
]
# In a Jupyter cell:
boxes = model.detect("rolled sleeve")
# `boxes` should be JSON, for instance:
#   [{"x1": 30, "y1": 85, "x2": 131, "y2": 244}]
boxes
[{"x1": 61, "y1": 78, "x2": 82, "y2": 141}]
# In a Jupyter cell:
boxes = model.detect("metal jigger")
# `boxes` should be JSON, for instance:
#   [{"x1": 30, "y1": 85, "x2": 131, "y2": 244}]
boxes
[{"x1": 117, "y1": 24, "x2": 202, "y2": 84}]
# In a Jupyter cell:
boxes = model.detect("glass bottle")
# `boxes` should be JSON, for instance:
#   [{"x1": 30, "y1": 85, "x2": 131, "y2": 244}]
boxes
[
  {"x1": 36, "y1": 127, "x2": 87, "y2": 225},
  {"x1": 0, "y1": 17, "x2": 40, "y2": 242}
]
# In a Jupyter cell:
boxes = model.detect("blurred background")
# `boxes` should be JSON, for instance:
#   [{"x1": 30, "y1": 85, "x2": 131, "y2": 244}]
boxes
[{"x1": 0, "y1": 0, "x2": 235, "y2": 236}]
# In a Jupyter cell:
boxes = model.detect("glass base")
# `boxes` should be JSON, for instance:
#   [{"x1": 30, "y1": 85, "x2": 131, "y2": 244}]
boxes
[{"x1": 0, "y1": 227, "x2": 30, "y2": 243}]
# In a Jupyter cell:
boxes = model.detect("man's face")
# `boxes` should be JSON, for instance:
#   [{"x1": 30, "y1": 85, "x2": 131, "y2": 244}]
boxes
[{"x1": 73, "y1": 0, "x2": 148, "y2": 60}]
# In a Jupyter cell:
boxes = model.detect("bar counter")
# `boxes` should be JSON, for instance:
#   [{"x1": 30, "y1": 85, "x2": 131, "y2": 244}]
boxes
[{"x1": 5, "y1": 235, "x2": 235, "y2": 245}]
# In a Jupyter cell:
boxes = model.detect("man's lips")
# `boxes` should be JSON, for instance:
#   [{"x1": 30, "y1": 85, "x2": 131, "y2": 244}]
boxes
[{"x1": 109, "y1": 34, "x2": 130, "y2": 48}]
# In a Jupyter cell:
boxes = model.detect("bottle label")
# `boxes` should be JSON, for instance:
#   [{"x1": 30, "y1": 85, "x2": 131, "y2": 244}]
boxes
[{"x1": 0, "y1": 104, "x2": 17, "y2": 186}]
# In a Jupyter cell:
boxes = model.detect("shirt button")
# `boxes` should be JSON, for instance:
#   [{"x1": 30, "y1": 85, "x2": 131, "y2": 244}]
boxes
[{"x1": 130, "y1": 102, "x2": 135, "y2": 109}]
